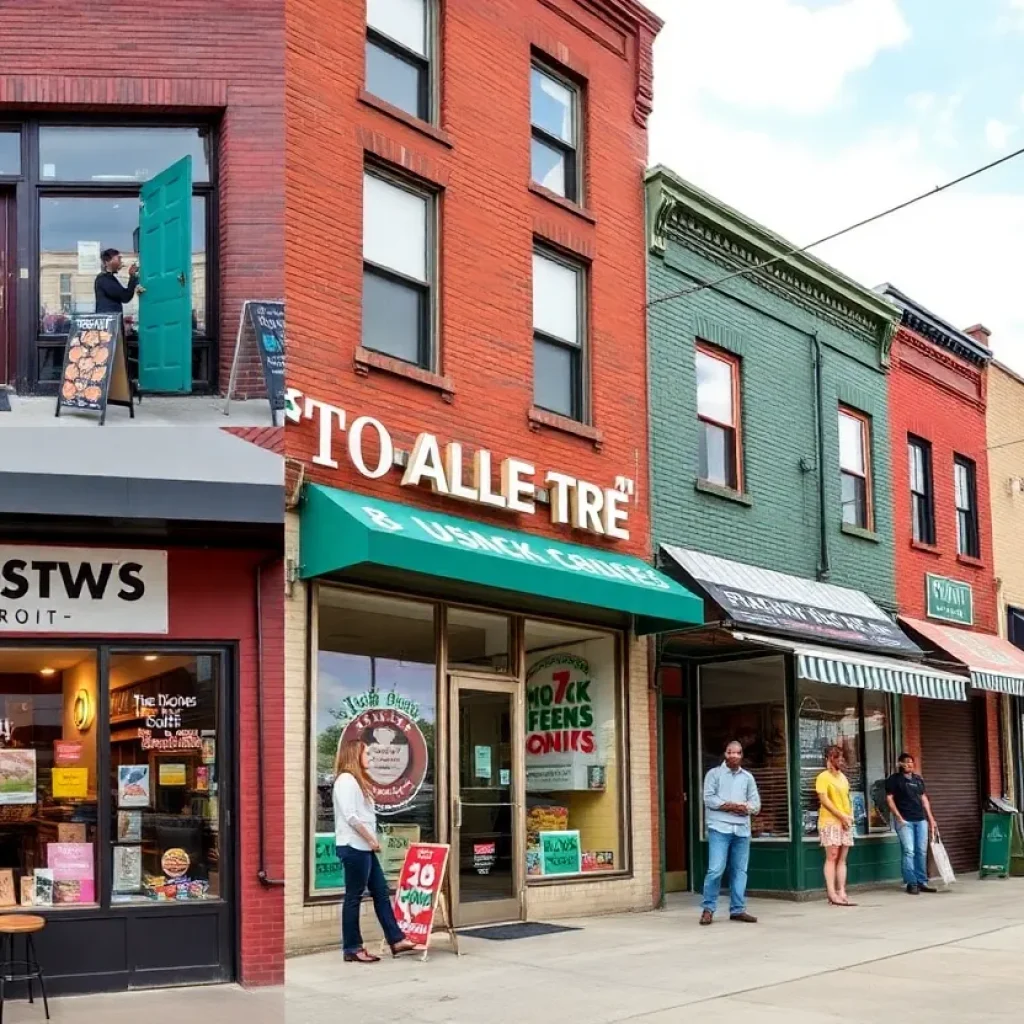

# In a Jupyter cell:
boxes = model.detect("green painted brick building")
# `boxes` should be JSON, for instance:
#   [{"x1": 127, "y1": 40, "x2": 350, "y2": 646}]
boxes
[{"x1": 644, "y1": 166, "x2": 937, "y2": 900}]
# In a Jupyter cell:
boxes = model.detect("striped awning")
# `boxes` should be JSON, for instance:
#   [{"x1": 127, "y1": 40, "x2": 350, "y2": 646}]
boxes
[
  {"x1": 732, "y1": 632, "x2": 968, "y2": 701},
  {"x1": 900, "y1": 617, "x2": 1024, "y2": 698}
]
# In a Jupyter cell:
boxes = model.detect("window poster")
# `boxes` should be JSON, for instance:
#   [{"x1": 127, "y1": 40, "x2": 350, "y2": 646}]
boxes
[
  {"x1": 117, "y1": 811, "x2": 142, "y2": 843},
  {"x1": 52, "y1": 767, "x2": 89, "y2": 800},
  {"x1": 113, "y1": 845, "x2": 142, "y2": 893},
  {"x1": 118, "y1": 765, "x2": 151, "y2": 808},
  {"x1": 158, "y1": 763, "x2": 187, "y2": 787},
  {"x1": 33, "y1": 869, "x2": 54, "y2": 907},
  {"x1": 48, "y1": 843, "x2": 95, "y2": 904},
  {"x1": 19, "y1": 876, "x2": 33, "y2": 907},
  {"x1": 0, "y1": 870, "x2": 15, "y2": 908},
  {"x1": 0, "y1": 750, "x2": 37, "y2": 805}
]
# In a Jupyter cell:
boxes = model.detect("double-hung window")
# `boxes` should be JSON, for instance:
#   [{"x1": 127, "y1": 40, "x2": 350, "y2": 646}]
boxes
[
  {"x1": 362, "y1": 170, "x2": 433, "y2": 368},
  {"x1": 365, "y1": 0, "x2": 431, "y2": 121},
  {"x1": 532, "y1": 249, "x2": 585, "y2": 421},
  {"x1": 954, "y1": 455, "x2": 980, "y2": 558},
  {"x1": 530, "y1": 64, "x2": 581, "y2": 202},
  {"x1": 695, "y1": 344, "x2": 742, "y2": 490},
  {"x1": 839, "y1": 407, "x2": 872, "y2": 529},
  {"x1": 908, "y1": 436, "x2": 935, "y2": 545}
]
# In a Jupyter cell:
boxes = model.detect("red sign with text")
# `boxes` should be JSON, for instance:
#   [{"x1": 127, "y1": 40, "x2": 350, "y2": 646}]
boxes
[{"x1": 392, "y1": 842, "x2": 450, "y2": 945}]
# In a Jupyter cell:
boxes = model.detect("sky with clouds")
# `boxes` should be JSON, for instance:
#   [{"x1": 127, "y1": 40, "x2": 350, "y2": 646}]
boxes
[{"x1": 645, "y1": 0, "x2": 1024, "y2": 373}]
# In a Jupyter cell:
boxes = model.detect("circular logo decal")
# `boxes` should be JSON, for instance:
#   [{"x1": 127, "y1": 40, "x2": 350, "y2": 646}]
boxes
[
  {"x1": 161, "y1": 848, "x2": 191, "y2": 878},
  {"x1": 341, "y1": 707, "x2": 428, "y2": 814}
]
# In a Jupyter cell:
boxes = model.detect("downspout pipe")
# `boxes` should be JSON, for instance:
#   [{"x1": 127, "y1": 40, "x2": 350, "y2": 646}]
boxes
[
  {"x1": 651, "y1": 634, "x2": 667, "y2": 909},
  {"x1": 255, "y1": 552, "x2": 286, "y2": 888},
  {"x1": 811, "y1": 332, "x2": 831, "y2": 580}
]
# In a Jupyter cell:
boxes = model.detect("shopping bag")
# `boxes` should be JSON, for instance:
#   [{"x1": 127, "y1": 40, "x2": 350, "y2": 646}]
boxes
[{"x1": 931, "y1": 835, "x2": 956, "y2": 886}]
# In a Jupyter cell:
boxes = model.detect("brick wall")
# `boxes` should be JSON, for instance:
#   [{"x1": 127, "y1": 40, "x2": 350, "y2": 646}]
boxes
[
  {"x1": 0, "y1": 544, "x2": 285, "y2": 986},
  {"x1": 284, "y1": 0, "x2": 660, "y2": 562},
  {"x1": 647, "y1": 214, "x2": 899, "y2": 609},
  {"x1": 0, "y1": 0, "x2": 284, "y2": 395}
]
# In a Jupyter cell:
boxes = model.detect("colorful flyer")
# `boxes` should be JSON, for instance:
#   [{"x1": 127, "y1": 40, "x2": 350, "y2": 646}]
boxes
[
  {"x1": 0, "y1": 750, "x2": 37, "y2": 805},
  {"x1": 196, "y1": 766, "x2": 210, "y2": 792},
  {"x1": 47, "y1": 842, "x2": 95, "y2": 903},
  {"x1": 118, "y1": 765, "x2": 151, "y2": 808},
  {"x1": 33, "y1": 869, "x2": 54, "y2": 907},
  {"x1": 158, "y1": 763, "x2": 187, "y2": 787},
  {"x1": 53, "y1": 741, "x2": 83, "y2": 767},
  {"x1": 52, "y1": 767, "x2": 89, "y2": 799}
]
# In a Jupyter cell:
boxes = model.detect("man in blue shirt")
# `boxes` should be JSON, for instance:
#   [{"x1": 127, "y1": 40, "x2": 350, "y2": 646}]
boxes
[{"x1": 700, "y1": 740, "x2": 761, "y2": 925}]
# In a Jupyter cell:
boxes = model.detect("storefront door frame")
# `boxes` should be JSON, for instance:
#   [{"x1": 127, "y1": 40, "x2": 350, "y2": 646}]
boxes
[
  {"x1": 448, "y1": 674, "x2": 525, "y2": 927},
  {"x1": 0, "y1": 639, "x2": 237, "y2": 994},
  {"x1": 0, "y1": 186, "x2": 14, "y2": 386}
]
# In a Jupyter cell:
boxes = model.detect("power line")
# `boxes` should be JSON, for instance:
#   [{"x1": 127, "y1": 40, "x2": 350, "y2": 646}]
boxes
[
  {"x1": 647, "y1": 143, "x2": 1024, "y2": 308},
  {"x1": 987, "y1": 437, "x2": 1024, "y2": 453}
]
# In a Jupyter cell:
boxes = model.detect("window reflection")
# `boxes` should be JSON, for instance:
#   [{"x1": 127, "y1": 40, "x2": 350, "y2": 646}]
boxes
[
  {"x1": 0, "y1": 132, "x2": 20, "y2": 176},
  {"x1": 38, "y1": 127, "x2": 210, "y2": 184}
]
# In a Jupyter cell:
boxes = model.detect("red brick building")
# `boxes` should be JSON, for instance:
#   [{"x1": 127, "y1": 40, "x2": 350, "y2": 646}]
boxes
[
  {"x1": 282, "y1": 0, "x2": 704, "y2": 954},
  {"x1": 883, "y1": 286, "x2": 1022, "y2": 873},
  {"x1": 0, "y1": 0, "x2": 282, "y2": 399}
]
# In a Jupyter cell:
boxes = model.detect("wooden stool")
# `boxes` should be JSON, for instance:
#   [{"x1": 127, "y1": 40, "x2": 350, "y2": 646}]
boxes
[{"x1": 0, "y1": 915, "x2": 49, "y2": 1023}]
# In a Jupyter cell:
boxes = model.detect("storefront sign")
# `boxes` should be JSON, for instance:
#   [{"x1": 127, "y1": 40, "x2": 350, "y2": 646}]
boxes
[
  {"x1": 52, "y1": 767, "x2": 88, "y2": 799},
  {"x1": 0, "y1": 546, "x2": 168, "y2": 634},
  {"x1": 926, "y1": 574, "x2": 974, "y2": 626},
  {"x1": 313, "y1": 833, "x2": 344, "y2": 891},
  {"x1": 285, "y1": 389, "x2": 634, "y2": 540},
  {"x1": 338, "y1": 693, "x2": 429, "y2": 815},
  {"x1": 392, "y1": 843, "x2": 450, "y2": 946},
  {"x1": 526, "y1": 653, "x2": 606, "y2": 791},
  {"x1": 539, "y1": 830, "x2": 582, "y2": 876}
]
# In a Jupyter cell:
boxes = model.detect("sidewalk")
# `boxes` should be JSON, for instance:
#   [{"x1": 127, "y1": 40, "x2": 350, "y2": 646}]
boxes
[
  {"x1": 0, "y1": 393, "x2": 275, "y2": 427},
  {"x1": 286, "y1": 878, "x2": 1024, "y2": 1023}
]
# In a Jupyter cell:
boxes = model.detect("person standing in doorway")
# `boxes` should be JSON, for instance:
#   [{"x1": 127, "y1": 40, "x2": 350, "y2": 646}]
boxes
[
  {"x1": 94, "y1": 248, "x2": 143, "y2": 314},
  {"x1": 816, "y1": 745, "x2": 856, "y2": 907},
  {"x1": 333, "y1": 739, "x2": 417, "y2": 963},
  {"x1": 700, "y1": 740, "x2": 761, "y2": 926},
  {"x1": 886, "y1": 752, "x2": 938, "y2": 895}
]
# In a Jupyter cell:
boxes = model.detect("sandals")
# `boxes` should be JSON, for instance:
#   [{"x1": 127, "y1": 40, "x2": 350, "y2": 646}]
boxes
[
  {"x1": 389, "y1": 939, "x2": 419, "y2": 957},
  {"x1": 343, "y1": 948, "x2": 381, "y2": 963},
  {"x1": 827, "y1": 897, "x2": 857, "y2": 907}
]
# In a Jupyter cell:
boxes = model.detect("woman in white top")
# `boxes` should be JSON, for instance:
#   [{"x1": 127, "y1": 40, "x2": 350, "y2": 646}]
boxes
[{"x1": 334, "y1": 738, "x2": 416, "y2": 963}]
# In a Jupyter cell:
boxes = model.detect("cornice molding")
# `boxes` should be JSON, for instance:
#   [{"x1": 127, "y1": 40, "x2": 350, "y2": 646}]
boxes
[
  {"x1": 647, "y1": 169, "x2": 900, "y2": 357},
  {"x1": 897, "y1": 326, "x2": 982, "y2": 385}
]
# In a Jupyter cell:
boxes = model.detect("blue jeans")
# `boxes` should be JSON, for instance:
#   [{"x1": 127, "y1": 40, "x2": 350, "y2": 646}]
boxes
[
  {"x1": 702, "y1": 829, "x2": 750, "y2": 915},
  {"x1": 336, "y1": 845, "x2": 405, "y2": 954},
  {"x1": 896, "y1": 819, "x2": 929, "y2": 887}
]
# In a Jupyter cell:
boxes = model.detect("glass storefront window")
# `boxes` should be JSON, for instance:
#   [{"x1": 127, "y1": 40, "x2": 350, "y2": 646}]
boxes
[
  {"x1": 38, "y1": 126, "x2": 211, "y2": 184},
  {"x1": 447, "y1": 607, "x2": 511, "y2": 673},
  {"x1": 699, "y1": 657, "x2": 790, "y2": 839},
  {"x1": 524, "y1": 620, "x2": 624, "y2": 877},
  {"x1": 798, "y1": 681, "x2": 892, "y2": 837},
  {"x1": 0, "y1": 649, "x2": 99, "y2": 908},
  {"x1": 108, "y1": 653, "x2": 221, "y2": 904},
  {"x1": 38, "y1": 196, "x2": 208, "y2": 344},
  {"x1": 0, "y1": 132, "x2": 19, "y2": 176},
  {"x1": 312, "y1": 588, "x2": 437, "y2": 895}
]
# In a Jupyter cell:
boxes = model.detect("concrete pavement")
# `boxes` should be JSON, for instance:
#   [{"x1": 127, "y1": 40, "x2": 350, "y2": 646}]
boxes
[
  {"x1": 286, "y1": 877, "x2": 1024, "y2": 1023},
  {"x1": 0, "y1": 393, "x2": 275, "y2": 426}
]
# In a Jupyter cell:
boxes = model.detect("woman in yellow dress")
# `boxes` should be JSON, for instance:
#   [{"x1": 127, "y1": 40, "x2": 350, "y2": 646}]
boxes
[{"x1": 816, "y1": 744, "x2": 856, "y2": 906}]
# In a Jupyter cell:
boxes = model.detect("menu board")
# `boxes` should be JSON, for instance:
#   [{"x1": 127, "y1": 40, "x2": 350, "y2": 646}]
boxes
[
  {"x1": 224, "y1": 300, "x2": 285, "y2": 424},
  {"x1": 54, "y1": 313, "x2": 135, "y2": 425}
]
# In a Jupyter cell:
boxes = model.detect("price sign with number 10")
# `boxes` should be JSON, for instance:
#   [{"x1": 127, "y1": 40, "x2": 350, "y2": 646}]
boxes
[{"x1": 391, "y1": 843, "x2": 453, "y2": 957}]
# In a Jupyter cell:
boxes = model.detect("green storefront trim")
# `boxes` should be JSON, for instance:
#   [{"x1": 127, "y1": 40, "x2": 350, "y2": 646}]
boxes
[{"x1": 299, "y1": 484, "x2": 704, "y2": 634}]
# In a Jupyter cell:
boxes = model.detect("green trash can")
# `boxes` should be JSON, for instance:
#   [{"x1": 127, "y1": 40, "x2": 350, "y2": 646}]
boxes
[{"x1": 979, "y1": 797, "x2": 1017, "y2": 879}]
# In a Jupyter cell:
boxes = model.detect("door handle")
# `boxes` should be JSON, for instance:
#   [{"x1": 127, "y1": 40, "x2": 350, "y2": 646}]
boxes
[
  {"x1": 178, "y1": 272, "x2": 186, "y2": 286},
  {"x1": 454, "y1": 797, "x2": 462, "y2": 829}
]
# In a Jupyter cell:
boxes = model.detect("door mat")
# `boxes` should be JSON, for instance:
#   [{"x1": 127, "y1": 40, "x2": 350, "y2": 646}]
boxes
[
  {"x1": 0, "y1": 392, "x2": 9, "y2": 413},
  {"x1": 458, "y1": 922, "x2": 581, "y2": 941}
]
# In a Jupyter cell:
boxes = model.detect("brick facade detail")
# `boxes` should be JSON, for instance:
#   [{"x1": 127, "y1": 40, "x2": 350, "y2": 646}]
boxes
[{"x1": 0, "y1": 0, "x2": 284, "y2": 396}]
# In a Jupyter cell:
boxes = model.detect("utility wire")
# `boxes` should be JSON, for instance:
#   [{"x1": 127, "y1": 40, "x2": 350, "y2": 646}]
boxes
[
  {"x1": 987, "y1": 437, "x2": 1024, "y2": 453},
  {"x1": 647, "y1": 143, "x2": 1024, "y2": 308}
]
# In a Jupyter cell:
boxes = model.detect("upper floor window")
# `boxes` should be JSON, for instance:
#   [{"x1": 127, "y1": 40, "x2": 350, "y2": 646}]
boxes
[
  {"x1": 954, "y1": 455, "x2": 980, "y2": 559},
  {"x1": 362, "y1": 170, "x2": 433, "y2": 368},
  {"x1": 532, "y1": 248, "x2": 585, "y2": 421},
  {"x1": 366, "y1": 0, "x2": 431, "y2": 121},
  {"x1": 908, "y1": 436, "x2": 935, "y2": 545},
  {"x1": 695, "y1": 344, "x2": 742, "y2": 491},
  {"x1": 530, "y1": 63, "x2": 581, "y2": 202},
  {"x1": 839, "y1": 407, "x2": 872, "y2": 529}
]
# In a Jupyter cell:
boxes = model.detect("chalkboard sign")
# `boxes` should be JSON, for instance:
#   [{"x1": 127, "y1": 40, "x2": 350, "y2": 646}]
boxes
[
  {"x1": 54, "y1": 313, "x2": 135, "y2": 425},
  {"x1": 223, "y1": 300, "x2": 286, "y2": 425}
]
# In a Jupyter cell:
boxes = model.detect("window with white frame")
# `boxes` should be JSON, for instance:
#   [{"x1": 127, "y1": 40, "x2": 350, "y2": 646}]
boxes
[
  {"x1": 839, "y1": 407, "x2": 872, "y2": 529},
  {"x1": 362, "y1": 170, "x2": 433, "y2": 367},
  {"x1": 532, "y1": 249, "x2": 585, "y2": 421},
  {"x1": 530, "y1": 63, "x2": 581, "y2": 202},
  {"x1": 365, "y1": 0, "x2": 432, "y2": 121}
]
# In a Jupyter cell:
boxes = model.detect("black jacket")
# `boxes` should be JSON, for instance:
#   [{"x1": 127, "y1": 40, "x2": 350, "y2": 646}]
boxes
[{"x1": 94, "y1": 271, "x2": 138, "y2": 314}]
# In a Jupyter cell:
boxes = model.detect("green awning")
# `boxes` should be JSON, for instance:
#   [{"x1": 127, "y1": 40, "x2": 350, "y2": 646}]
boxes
[{"x1": 299, "y1": 484, "x2": 704, "y2": 634}]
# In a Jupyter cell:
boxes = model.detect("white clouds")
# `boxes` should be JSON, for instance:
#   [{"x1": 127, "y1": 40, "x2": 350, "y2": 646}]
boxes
[
  {"x1": 645, "y1": 0, "x2": 1024, "y2": 374},
  {"x1": 985, "y1": 118, "x2": 1017, "y2": 150},
  {"x1": 645, "y1": 0, "x2": 909, "y2": 115}
]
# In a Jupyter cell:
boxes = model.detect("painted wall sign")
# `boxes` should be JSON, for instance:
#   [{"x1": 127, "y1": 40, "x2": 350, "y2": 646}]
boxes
[
  {"x1": 284, "y1": 389, "x2": 635, "y2": 540},
  {"x1": 0, "y1": 546, "x2": 168, "y2": 634},
  {"x1": 926, "y1": 574, "x2": 974, "y2": 627}
]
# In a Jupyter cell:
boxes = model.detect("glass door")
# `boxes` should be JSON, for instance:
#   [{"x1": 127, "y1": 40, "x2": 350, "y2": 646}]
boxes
[{"x1": 450, "y1": 677, "x2": 524, "y2": 926}]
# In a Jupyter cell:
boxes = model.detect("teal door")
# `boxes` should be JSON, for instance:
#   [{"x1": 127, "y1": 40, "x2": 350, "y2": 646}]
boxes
[{"x1": 138, "y1": 156, "x2": 192, "y2": 393}]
